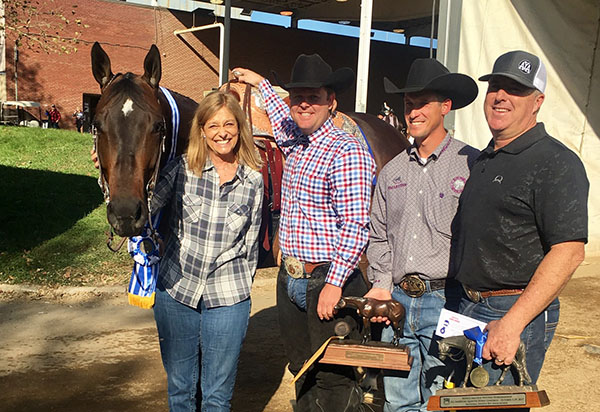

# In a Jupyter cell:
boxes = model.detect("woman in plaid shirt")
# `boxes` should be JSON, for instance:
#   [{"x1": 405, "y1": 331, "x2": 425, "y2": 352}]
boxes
[{"x1": 151, "y1": 91, "x2": 263, "y2": 412}]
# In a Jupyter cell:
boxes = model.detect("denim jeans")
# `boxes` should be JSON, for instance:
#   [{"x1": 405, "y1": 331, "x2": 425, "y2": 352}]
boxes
[
  {"x1": 381, "y1": 282, "x2": 458, "y2": 412},
  {"x1": 277, "y1": 264, "x2": 369, "y2": 412},
  {"x1": 153, "y1": 285, "x2": 251, "y2": 412},
  {"x1": 458, "y1": 292, "x2": 560, "y2": 412}
]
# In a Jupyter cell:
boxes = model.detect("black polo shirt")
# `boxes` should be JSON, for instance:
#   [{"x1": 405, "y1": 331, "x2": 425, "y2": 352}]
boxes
[{"x1": 452, "y1": 123, "x2": 589, "y2": 290}]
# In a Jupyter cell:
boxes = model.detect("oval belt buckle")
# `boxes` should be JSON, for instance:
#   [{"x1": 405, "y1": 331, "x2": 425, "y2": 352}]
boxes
[
  {"x1": 401, "y1": 275, "x2": 426, "y2": 298},
  {"x1": 284, "y1": 257, "x2": 304, "y2": 279},
  {"x1": 464, "y1": 286, "x2": 481, "y2": 303}
]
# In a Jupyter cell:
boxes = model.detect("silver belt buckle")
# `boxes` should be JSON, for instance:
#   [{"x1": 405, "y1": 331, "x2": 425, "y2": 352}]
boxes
[{"x1": 284, "y1": 256, "x2": 304, "y2": 279}]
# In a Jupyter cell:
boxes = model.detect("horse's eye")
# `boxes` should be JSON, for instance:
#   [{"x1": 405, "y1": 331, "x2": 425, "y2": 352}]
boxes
[{"x1": 153, "y1": 122, "x2": 165, "y2": 134}]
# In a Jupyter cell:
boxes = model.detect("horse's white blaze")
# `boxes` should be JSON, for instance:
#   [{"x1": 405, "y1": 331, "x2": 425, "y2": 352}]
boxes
[{"x1": 122, "y1": 99, "x2": 134, "y2": 117}]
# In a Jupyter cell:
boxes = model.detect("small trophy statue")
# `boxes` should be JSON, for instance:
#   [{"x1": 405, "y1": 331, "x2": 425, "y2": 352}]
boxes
[
  {"x1": 427, "y1": 327, "x2": 550, "y2": 410},
  {"x1": 319, "y1": 296, "x2": 412, "y2": 371}
]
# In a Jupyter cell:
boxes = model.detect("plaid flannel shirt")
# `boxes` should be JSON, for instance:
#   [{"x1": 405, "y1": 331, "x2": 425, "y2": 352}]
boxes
[
  {"x1": 258, "y1": 79, "x2": 375, "y2": 287},
  {"x1": 151, "y1": 155, "x2": 263, "y2": 308}
]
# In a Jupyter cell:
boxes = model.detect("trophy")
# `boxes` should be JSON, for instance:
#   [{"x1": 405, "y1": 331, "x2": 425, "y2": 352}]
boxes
[
  {"x1": 319, "y1": 296, "x2": 412, "y2": 371},
  {"x1": 427, "y1": 327, "x2": 549, "y2": 410}
]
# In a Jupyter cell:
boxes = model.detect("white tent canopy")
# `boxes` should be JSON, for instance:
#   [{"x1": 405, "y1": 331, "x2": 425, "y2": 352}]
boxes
[{"x1": 449, "y1": 0, "x2": 600, "y2": 255}]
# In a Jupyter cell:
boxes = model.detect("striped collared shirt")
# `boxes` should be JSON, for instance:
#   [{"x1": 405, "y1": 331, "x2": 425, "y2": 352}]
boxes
[
  {"x1": 151, "y1": 155, "x2": 263, "y2": 308},
  {"x1": 367, "y1": 134, "x2": 480, "y2": 290},
  {"x1": 258, "y1": 79, "x2": 375, "y2": 287}
]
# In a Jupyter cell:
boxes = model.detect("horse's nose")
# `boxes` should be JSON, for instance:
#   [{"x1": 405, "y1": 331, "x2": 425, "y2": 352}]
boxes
[{"x1": 107, "y1": 197, "x2": 147, "y2": 237}]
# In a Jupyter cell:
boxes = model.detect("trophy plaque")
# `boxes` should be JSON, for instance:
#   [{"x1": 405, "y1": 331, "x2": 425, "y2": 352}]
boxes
[
  {"x1": 319, "y1": 297, "x2": 412, "y2": 371},
  {"x1": 428, "y1": 385, "x2": 549, "y2": 410},
  {"x1": 427, "y1": 329, "x2": 550, "y2": 410}
]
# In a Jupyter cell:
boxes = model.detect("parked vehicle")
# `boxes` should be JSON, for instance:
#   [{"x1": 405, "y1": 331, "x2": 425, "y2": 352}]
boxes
[{"x1": 0, "y1": 101, "x2": 43, "y2": 127}]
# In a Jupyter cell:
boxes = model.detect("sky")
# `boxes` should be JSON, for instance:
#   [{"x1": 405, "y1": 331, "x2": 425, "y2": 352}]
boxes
[{"x1": 251, "y1": 11, "x2": 437, "y2": 49}]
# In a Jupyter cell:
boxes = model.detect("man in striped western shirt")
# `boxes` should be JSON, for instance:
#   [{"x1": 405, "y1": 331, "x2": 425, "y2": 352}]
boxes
[
  {"x1": 234, "y1": 55, "x2": 376, "y2": 411},
  {"x1": 366, "y1": 59, "x2": 479, "y2": 411}
]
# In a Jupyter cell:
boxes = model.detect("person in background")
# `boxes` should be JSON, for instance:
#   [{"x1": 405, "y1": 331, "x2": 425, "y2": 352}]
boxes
[
  {"x1": 48, "y1": 104, "x2": 61, "y2": 128},
  {"x1": 377, "y1": 101, "x2": 402, "y2": 131},
  {"x1": 73, "y1": 108, "x2": 84, "y2": 132}
]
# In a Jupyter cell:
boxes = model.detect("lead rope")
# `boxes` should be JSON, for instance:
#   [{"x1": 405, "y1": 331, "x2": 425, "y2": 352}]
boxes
[{"x1": 126, "y1": 86, "x2": 180, "y2": 309}]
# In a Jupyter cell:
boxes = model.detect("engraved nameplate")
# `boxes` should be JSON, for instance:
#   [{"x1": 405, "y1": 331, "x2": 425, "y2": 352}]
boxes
[{"x1": 440, "y1": 393, "x2": 527, "y2": 408}]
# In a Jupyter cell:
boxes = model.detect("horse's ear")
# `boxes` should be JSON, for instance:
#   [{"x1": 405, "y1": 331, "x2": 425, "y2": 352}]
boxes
[
  {"x1": 91, "y1": 42, "x2": 114, "y2": 88},
  {"x1": 142, "y1": 44, "x2": 161, "y2": 89}
]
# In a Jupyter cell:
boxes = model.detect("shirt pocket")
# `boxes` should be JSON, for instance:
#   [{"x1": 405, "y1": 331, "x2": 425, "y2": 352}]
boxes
[
  {"x1": 226, "y1": 203, "x2": 251, "y2": 234},
  {"x1": 182, "y1": 193, "x2": 203, "y2": 223},
  {"x1": 432, "y1": 192, "x2": 459, "y2": 239}
]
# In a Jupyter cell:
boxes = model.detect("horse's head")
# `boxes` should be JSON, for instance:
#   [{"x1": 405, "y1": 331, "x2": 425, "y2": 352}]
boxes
[
  {"x1": 91, "y1": 42, "x2": 166, "y2": 237},
  {"x1": 437, "y1": 339, "x2": 451, "y2": 361}
]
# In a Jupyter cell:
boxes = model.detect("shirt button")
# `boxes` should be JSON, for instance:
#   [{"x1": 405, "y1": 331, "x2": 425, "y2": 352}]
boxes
[
  {"x1": 419, "y1": 190, "x2": 423, "y2": 194},
  {"x1": 409, "y1": 256, "x2": 414, "y2": 261},
  {"x1": 423, "y1": 168, "x2": 427, "y2": 173},
  {"x1": 413, "y1": 234, "x2": 417, "y2": 239},
  {"x1": 417, "y1": 213, "x2": 421, "y2": 217}
]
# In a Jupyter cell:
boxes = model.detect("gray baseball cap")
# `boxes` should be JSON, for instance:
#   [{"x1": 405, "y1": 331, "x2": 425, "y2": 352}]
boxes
[{"x1": 479, "y1": 50, "x2": 547, "y2": 93}]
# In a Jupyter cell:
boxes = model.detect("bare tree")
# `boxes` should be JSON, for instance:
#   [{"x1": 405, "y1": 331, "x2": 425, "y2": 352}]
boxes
[{"x1": 2, "y1": 0, "x2": 88, "y2": 54}]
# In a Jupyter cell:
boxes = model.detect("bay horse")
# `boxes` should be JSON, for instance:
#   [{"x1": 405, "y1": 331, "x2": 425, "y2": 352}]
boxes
[
  {"x1": 91, "y1": 43, "x2": 410, "y2": 264},
  {"x1": 91, "y1": 42, "x2": 197, "y2": 239}
]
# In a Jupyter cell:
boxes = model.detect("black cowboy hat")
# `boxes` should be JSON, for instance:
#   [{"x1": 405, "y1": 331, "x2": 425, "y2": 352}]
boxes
[
  {"x1": 272, "y1": 54, "x2": 355, "y2": 94},
  {"x1": 383, "y1": 58, "x2": 478, "y2": 109}
]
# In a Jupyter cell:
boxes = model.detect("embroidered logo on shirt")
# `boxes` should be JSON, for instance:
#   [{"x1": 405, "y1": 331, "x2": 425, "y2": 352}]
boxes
[
  {"x1": 493, "y1": 175, "x2": 504, "y2": 184},
  {"x1": 389, "y1": 177, "x2": 407, "y2": 190},
  {"x1": 450, "y1": 176, "x2": 466, "y2": 194}
]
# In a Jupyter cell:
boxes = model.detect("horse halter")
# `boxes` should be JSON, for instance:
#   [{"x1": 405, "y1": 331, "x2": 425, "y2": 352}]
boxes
[{"x1": 93, "y1": 73, "x2": 168, "y2": 250}]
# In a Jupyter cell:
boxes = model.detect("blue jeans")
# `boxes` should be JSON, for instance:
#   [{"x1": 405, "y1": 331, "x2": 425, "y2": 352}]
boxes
[
  {"x1": 277, "y1": 265, "x2": 369, "y2": 412},
  {"x1": 153, "y1": 286, "x2": 251, "y2": 412},
  {"x1": 458, "y1": 293, "x2": 560, "y2": 387},
  {"x1": 381, "y1": 282, "x2": 458, "y2": 412}
]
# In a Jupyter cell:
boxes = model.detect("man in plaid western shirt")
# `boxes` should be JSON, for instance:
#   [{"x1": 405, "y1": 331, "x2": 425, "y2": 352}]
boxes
[{"x1": 234, "y1": 55, "x2": 376, "y2": 411}]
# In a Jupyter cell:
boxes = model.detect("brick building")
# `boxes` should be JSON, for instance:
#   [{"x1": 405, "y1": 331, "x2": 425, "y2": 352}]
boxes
[{"x1": 2, "y1": 0, "x2": 427, "y2": 130}]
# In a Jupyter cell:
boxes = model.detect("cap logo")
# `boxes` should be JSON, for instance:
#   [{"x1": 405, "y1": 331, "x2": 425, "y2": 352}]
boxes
[{"x1": 518, "y1": 60, "x2": 532, "y2": 74}]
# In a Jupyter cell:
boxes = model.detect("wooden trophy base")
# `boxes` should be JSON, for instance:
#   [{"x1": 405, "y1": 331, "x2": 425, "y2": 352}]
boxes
[
  {"x1": 427, "y1": 385, "x2": 550, "y2": 410},
  {"x1": 319, "y1": 340, "x2": 412, "y2": 371}
]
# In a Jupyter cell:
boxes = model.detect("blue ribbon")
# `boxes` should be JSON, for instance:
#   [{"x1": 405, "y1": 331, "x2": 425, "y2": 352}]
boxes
[{"x1": 464, "y1": 326, "x2": 488, "y2": 365}]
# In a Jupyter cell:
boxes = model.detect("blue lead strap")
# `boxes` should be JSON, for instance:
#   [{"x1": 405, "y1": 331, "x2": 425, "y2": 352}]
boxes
[
  {"x1": 464, "y1": 326, "x2": 488, "y2": 365},
  {"x1": 127, "y1": 87, "x2": 180, "y2": 309},
  {"x1": 354, "y1": 123, "x2": 377, "y2": 186}
]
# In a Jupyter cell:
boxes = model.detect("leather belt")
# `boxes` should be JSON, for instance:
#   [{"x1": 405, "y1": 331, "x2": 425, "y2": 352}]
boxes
[
  {"x1": 283, "y1": 256, "x2": 329, "y2": 279},
  {"x1": 398, "y1": 274, "x2": 449, "y2": 298},
  {"x1": 462, "y1": 284, "x2": 524, "y2": 303}
]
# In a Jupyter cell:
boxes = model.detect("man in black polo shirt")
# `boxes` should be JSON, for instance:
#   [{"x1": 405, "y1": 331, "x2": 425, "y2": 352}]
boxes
[{"x1": 451, "y1": 50, "x2": 589, "y2": 391}]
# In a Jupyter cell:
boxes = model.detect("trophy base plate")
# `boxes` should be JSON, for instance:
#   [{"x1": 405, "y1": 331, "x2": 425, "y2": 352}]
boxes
[
  {"x1": 427, "y1": 385, "x2": 550, "y2": 410},
  {"x1": 319, "y1": 340, "x2": 412, "y2": 371}
]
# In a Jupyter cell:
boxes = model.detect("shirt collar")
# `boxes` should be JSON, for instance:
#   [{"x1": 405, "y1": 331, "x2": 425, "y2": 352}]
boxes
[
  {"x1": 306, "y1": 117, "x2": 335, "y2": 144},
  {"x1": 202, "y1": 157, "x2": 245, "y2": 183},
  {"x1": 408, "y1": 132, "x2": 452, "y2": 164},
  {"x1": 483, "y1": 122, "x2": 546, "y2": 156}
]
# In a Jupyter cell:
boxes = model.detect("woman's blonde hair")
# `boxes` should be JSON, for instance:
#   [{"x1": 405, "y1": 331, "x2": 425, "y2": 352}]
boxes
[{"x1": 187, "y1": 91, "x2": 262, "y2": 176}]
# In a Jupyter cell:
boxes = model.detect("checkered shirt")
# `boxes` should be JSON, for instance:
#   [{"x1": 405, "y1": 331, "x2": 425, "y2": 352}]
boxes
[
  {"x1": 151, "y1": 155, "x2": 263, "y2": 308},
  {"x1": 259, "y1": 79, "x2": 375, "y2": 287},
  {"x1": 367, "y1": 134, "x2": 480, "y2": 291}
]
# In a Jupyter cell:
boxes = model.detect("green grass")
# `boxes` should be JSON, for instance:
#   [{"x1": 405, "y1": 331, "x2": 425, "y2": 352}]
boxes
[{"x1": 0, "y1": 126, "x2": 131, "y2": 286}]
